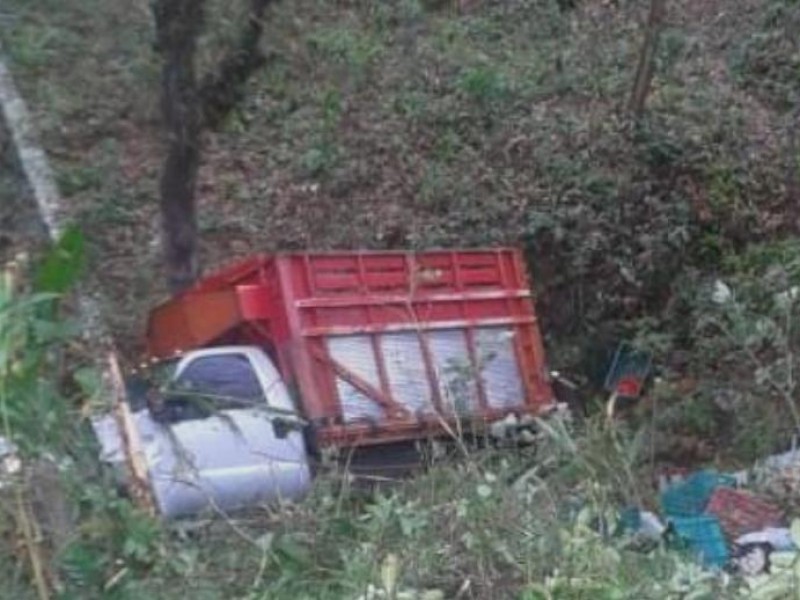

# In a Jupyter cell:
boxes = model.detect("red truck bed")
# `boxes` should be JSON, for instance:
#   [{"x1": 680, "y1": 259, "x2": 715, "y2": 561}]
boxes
[{"x1": 147, "y1": 248, "x2": 554, "y2": 447}]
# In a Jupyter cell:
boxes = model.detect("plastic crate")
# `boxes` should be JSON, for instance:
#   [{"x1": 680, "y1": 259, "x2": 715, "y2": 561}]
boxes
[
  {"x1": 660, "y1": 470, "x2": 735, "y2": 517},
  {"x1": 670, "y1": 515, "x2": 729, "y2": 567},
  {"x1": 705, "y1": 487, "x2": 784, "y2": 541}
]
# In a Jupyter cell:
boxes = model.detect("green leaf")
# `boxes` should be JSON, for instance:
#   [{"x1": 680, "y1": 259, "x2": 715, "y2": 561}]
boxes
[
  {"x1": 35, "y1": 225, "x2": 85, "y2": 293},
  {"x1": 74, "y1": 366, "x2": 103, "y2": 399},
  {"x1": 274, "y1": 534, "x2": 312, "y2": 568}
]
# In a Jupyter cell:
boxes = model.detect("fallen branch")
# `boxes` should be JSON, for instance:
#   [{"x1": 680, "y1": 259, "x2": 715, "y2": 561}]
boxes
[{"x1": 108, "y1": 353, "x2": 156, "y2": 515}]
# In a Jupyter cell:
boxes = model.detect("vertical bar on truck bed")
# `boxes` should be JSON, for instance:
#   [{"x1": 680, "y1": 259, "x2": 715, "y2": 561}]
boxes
[
  {"x1": 464, "y1": 327, "x2": 489, "y2": 410},
  {"x1": 278, "y1": 258, "x2": 329, "y2": 422},
  {"x1": 451, "y1": 252, "x2": 489, "y2": 409},
  {"x1": 368, "y1": 306, "x2": 393, "y2": 401},
  {"x1": 356, "y1": 253, "x2": 367, "y2": 293},
  {"x1": 404, "y1": 251, "x2": 414, "y2": 296},
  {"x1": 401, "y1": 252, "x2": 443, "y2": 414},
  {"x1": 417, "y1": 329, "x2": 444, "y2": 413},
  {"x1": 451, "y1": 250, "x2": 463, "y2": 291},
  {"x1": 497, "y1": 251, "x2": 531, "y2": 406},
  {"x1": 511, "y1": 249, "x2": 550, "y2": 405},
  {"x1": 303, "y1": 254, "x2": 317, "y2": 297}
]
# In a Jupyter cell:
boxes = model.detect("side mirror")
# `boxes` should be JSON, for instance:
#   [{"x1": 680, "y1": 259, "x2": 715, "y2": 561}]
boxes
[
  {"x1": 272, "y1": 417, "x2": 291, "y2": 439},
  {"x1": 147, "y1": 391, "x2": 169, "y2": 423}
]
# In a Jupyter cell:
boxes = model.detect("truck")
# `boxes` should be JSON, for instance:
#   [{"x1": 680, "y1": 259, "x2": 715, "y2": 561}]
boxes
[{"x1": 94, "y1": 248, "x2": 554, "y2": 518}]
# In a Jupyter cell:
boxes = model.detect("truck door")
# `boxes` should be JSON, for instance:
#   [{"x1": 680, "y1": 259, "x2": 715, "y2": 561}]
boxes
[{"x1": 151, "y1": 350, "x2": 311, "y2": 518}]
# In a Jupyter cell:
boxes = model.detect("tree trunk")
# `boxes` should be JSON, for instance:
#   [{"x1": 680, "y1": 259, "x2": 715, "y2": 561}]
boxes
[
  {"x1": 153, "y1": 0, "x2": 205, "y2": 292},
  {"x1": 629, "y1": 0, "x2": 667, "y2": 119},
  {"x1": 152, "y1": 0, "x2": 274, "y2": 292}
]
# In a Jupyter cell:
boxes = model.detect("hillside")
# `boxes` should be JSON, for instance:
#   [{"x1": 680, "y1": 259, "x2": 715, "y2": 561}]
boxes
[
  {"x1": 0, "y1": 0, "x2": 795, "y2": 349},
  {"x1": 4, "y1": 0, "x2": 800, "y2": 454},
  {"x1": 1, "y1": 0, "x2": 800, "y2": 597}
]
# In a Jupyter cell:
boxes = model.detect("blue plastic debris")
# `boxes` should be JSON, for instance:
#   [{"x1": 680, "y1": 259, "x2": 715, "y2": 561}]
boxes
[
  {"x1": 660, "y1": 470, "x2": 735, "y2": 517},
  {"x1": 670, "y1": 515, "x2": 729, "y2": 567}
]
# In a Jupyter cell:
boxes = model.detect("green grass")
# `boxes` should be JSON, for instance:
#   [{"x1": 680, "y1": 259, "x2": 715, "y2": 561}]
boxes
[{"x1": 33, "y1": 424, "x2": 739, "y2": 599}]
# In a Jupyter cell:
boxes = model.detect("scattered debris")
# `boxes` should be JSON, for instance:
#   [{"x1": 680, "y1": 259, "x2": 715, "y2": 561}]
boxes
[
  {"x1": 736, "y1": 528, "x2": 795, "y2": 552},
  {"x1": 627, "y1": 460, "x2": 800, "y2": 572},
  {"x1": 731, "y1": 542, "x2": 772, "y2": 576},
  {"x1": 668, "y1": 515, "x2": 729, "y2": 568},
  {"x1": 755, "y1": 447, "x2": 800, "y2": 500},
  {"x1": 705, "y1": 488, "x2": 784, "y2": 541},
  {"x1": 660, "y1": 470, "x2": 735, "y2": 518},
  {"x1": 604, "y1": 342, "x2": 652, "y2": 401},
  {"x1": 711, "y1": 280, "x2": 733, "y2": 305},
  {"x1": 743, "y1": 547, "x2": 800, "y2": 597},
  {"x1": 604, "y1": 342, "x2": 652, "y2": 419},
  {"x1": 617, "y1": 508, "x2": 666, "y2": 546}
]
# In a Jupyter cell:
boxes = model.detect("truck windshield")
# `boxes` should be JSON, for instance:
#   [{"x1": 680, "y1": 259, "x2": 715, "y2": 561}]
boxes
[{"x1": 161, "y1": 354, "x2": 267, "y2": 422}]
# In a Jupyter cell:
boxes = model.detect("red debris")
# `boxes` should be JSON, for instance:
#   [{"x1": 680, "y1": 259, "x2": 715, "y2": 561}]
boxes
[
  {"x1": 615, "y1": 375, "x2": 642, "y2": 397},
  {"x1": 705, "y1": 487, "x2": 784, "y2": 541}
]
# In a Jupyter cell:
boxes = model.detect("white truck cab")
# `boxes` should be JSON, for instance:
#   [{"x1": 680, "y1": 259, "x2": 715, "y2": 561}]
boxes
[{"x1": 93, "y1": 346, "x2": 312, "y2": 519}]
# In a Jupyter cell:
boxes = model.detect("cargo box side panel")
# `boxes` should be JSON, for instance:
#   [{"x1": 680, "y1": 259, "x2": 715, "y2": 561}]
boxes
[
  {"x1": 474, "y1": 327, "x2": 526, "y2": 410},
  {"x1": 379, "y1": 332, "x2": 436, "y2": 416},
  {"x1": 317, "y1": 326, "x2": 531, "y2": 429},
  {"x1": 147, "y1": 290, "x2": 243, "y2": 358},
  {"x1": 282, "y1": 250, "x2": 553, "y2": 444},
  {"x1": 275, "y1": 257, "x2": 343, "y2": 424},
  {"x1": 427, "y1": 329, "x2": 481, "y2": 415},
  {"x1": 326, "y1": 335, "x2": 385, "y2": 422}
]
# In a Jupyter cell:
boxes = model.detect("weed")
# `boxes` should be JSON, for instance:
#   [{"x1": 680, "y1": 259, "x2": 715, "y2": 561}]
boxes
[
  {"x1": 390, "y1": 89, "x2": 428, "y2": 121},
  {"x1": 55, "y1": 164, "x2": 104, "y2": 198},
  {"x1": 729, "y1": 0, "x2": 800, "y2": 111},
  {"x1": 657, "y1": 28, "x2": 689, "y2": 75},
  {"x1": 457, "y1": 65, "x2": 510, "y2": 105},
  {"x1": 319, "y1": 87, "x2": 343, "y2": 127},
  {"x1": 300, "y1": 140, "x2": 340, "y2": 178},
  {"x1": 706, "y1": 163, "x2": 752, "y2": 217},
  {"x1": 417, "y1": 163, "x2": 449, "y2": 210},
  {"x1": 308, "y1": 27, "x2": 383, "y2": 80},
  {"x1": 5, "y1": 24, "x2": 62, "y2": 71},
  {"x1": 296, "y1": 87, "x2": 345, "y2": 178},
  {"x1": 432, "y1": 127, "x2": 462, "y2": 163}
]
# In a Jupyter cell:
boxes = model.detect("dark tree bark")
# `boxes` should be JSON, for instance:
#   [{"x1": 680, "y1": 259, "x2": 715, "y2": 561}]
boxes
[
  {"x1": 629, "y1": 0, "x2": 667, "y2": 119},
  {"x1": 153, "y1": 0, "x2": 205, "y2": 292},
  {"x1": 152, "y1": 0, "x2": 274, "y2": 292}
]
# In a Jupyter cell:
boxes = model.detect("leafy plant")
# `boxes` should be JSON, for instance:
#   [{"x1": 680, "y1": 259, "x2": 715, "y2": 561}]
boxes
[
  {"x1": 457, "y1": 65, "x2": 510, "y2": 105},
  {"x1": 309, "y1": 27, "x2": 383, "y2": 79}
]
